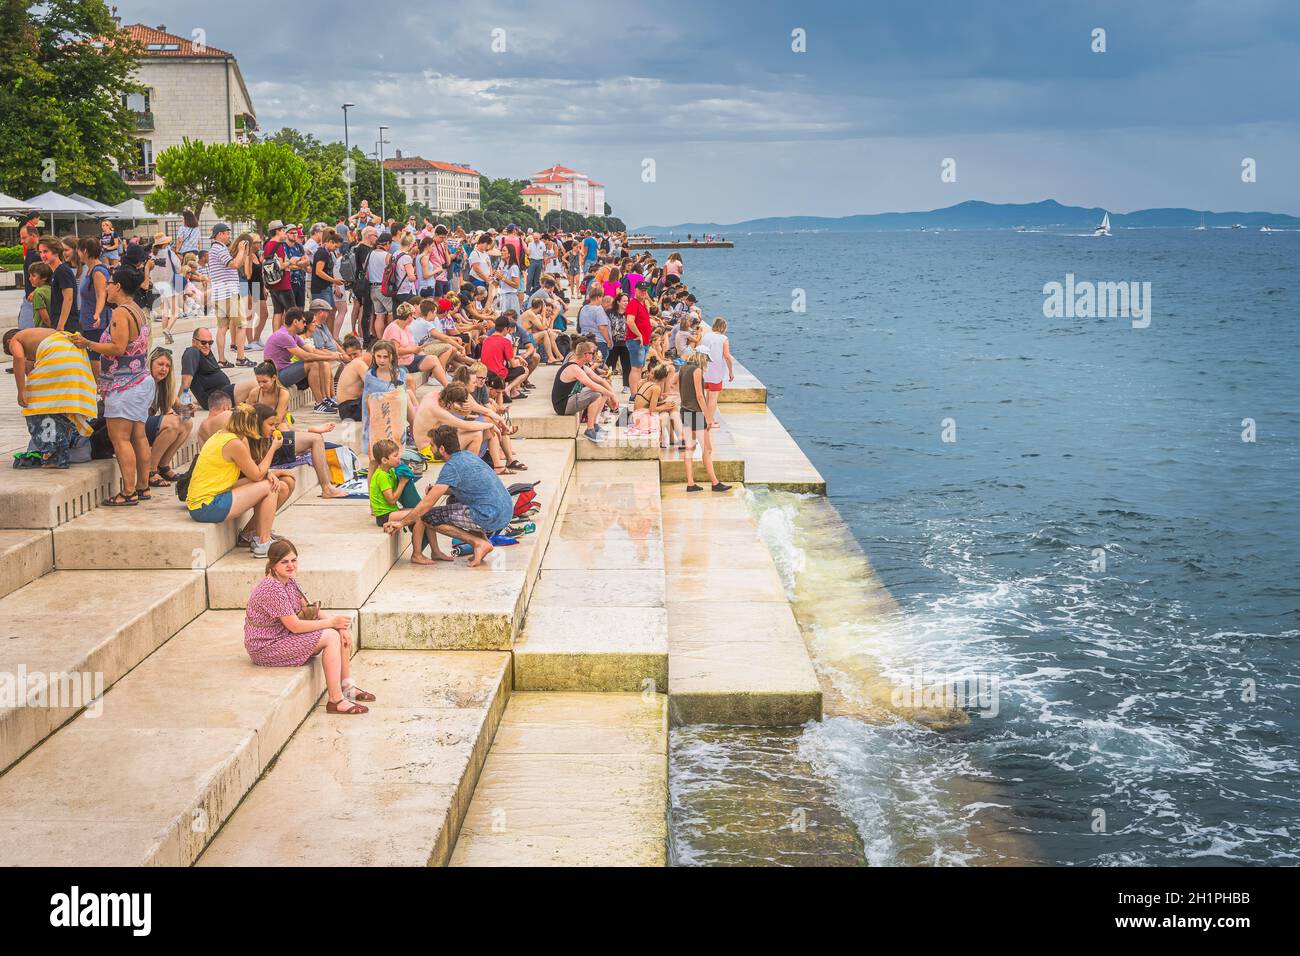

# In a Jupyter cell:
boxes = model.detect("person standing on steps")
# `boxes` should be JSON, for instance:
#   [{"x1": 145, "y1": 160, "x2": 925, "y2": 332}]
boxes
[{"x1": 678, "y1": 352, "x2": 730, "y2": 493}]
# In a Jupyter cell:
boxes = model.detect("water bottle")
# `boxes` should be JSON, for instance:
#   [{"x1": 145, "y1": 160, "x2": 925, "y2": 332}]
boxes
[{"x1": 179, "y1": 388, "x2": 195, "y2": 420}]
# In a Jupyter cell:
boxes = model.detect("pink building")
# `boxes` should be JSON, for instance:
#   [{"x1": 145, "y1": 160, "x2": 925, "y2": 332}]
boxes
[{"x1": 530, "y1": 165, "x2": 606, "y2": 216}]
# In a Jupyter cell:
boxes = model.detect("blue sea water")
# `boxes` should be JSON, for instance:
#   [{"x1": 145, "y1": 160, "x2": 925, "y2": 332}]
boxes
[{"x1": 672, "y1": 229, "x2": 1300, "y2": 865}]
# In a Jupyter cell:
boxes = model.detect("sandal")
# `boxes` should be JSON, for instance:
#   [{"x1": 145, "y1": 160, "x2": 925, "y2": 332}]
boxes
[
  {"x1": 506, "y1": 460, "x2": 527, "y2": 471},
  {"x1": 101, "y1": 492, "x2": 138, "y2": 507},
  {"x1": 133, "y1": 489, "x2": 152, "y2": 501},
  {"x1": 158, "y1": 466, "x2": 182, "y2": 482},
  {"x1": 326, "y1": 699, "x2": 368, "y2": 715},
  {"x1": 148, "y1": 472, "x2": 173, "y2": 488},
  {"x1": 345, "y1": 685, "x2": 376, "y2": 702},
  {"x1": 494, "y1": 466, "x2": 518, "y2": 476}
]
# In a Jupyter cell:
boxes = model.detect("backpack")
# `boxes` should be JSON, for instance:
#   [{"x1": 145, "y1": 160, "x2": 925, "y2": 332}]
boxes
[
  {"x1": 261, "y1": 242, "x2": 285, "y2": 285},
  {"x1": 339, "y1": 252, "x2": 356, "y2": 282},
  {"x1": 381, "y1": 252, "x2": 407, "y2": 297},
  {"x1": 352, "y1": 247, "x2": 373, "y2": 295},
  {"x1": 506, "y1": 481, "x2": 540, "y2": 518}
]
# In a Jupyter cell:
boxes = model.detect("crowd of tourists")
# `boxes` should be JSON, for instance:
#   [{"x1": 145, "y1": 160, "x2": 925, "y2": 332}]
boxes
[{"x1": 4, "y1": 206, "x2": 737, "y2": 716}]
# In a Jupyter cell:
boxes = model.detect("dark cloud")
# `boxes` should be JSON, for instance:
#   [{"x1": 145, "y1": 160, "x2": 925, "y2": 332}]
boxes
[{"x1": 120, "y1": 0, "x2": 1300, "y2": 223}]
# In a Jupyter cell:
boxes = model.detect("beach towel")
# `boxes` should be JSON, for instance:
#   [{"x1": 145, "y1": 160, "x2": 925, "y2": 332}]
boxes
[{"x1": 22, "y1": 332, "x2": 96, "y2": 436}]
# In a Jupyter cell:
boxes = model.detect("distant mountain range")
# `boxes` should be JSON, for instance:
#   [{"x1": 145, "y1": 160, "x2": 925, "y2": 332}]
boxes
[{"x1": 636, "y1": 199, "x2": 1300, "y2": 234}]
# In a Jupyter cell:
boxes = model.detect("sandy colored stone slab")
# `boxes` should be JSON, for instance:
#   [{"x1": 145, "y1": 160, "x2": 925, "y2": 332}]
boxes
[
  {"x1": 529, "y1": 569, "x2": 667, "y2": 608},
  {"x1": 0, "y1": 608, "x2": 354, "y2": 865},
  {"x1": 667, "y1": 602, "x2": 822, "y2": 726},
  {"x1": 0, "y1": 460, "x2": 119, "y2": 530},
  {"x1": 200, "y1": 651, "x2": 510, "y2": 867},
  {"x1": 360, "y1": 440, "x2": 574, "y2": 649},
  {"x1": 450, "y1": 692, "x2": 668, "y2": 867},
  {"x1": 51, "y1": 460, "x2": 318, "y2": 571},
  {"x1": 205, "y1": 500, "x2": 403, "y2": 609},
  {"x1": 514, "y1": 605, "x2": 668, "y2": 692},
  {"x1": 719, "y1": 403, "x2": 826, "y2": 493},
  {"x1": 0, "y1": 569, "x2": 206, "y2": 773},
  {"x1": 574, "y1": 428, "x2": 662, "y2": 461},
  {"x1": 0, "y1": 529, "x2": 52, "y2": 600},
  {"x1": 719, "y1": 358, "x2": 767, "y2": 403}
]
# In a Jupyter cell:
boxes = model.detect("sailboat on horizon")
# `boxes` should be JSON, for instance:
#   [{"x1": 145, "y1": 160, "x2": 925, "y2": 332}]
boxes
[
  {"x1": 1093, "y1": 212, "x2": 1111, "y2": 237},
  {"x1": 1194, "y1": 214, "x2": 1207, "y2": 231}
]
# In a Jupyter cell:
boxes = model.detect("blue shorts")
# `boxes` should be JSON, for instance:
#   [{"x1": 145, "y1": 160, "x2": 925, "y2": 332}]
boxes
[
  {"x1": 189, "y1": 490, "x2": 233, "y2": 523},
  {"x1": 278, "y1": 362, "x2": 308, "y2": 387},
  {"x1": 626, "y1": 340, "x2": 647, "y2": 368}
]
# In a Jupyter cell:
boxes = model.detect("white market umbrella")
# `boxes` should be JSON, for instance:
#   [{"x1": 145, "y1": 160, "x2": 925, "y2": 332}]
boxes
[
  {"x1": 24, "y1": 190, "x2": 96, "y2": 234},
  {"x1": 68, "y1": 193, "x2": 121, "y2": 216},
  {"x1": 0, "y1": 192, "x2": 32, "y2": 214},
  {"x1": 114, "y1": 197, "x2": 151, "y2": 218}
]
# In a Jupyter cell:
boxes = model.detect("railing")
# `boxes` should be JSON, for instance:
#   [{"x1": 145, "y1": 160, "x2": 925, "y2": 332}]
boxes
[
  {"x1": 132, "y1": 111, "x2": 155, "y2": 131},
  {"x1": 119, "y1": 164, "x2": 156, "y2": 183}
]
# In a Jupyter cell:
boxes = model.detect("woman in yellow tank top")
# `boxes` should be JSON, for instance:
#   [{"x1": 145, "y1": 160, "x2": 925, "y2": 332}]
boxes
[{"x1": 186, "y1": 403, "x2": 293, "y2": 557}]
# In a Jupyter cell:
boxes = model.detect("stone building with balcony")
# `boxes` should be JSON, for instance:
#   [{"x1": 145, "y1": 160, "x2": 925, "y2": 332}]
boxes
[{"x1": 114, "y1": 24, "x2": 257, "y2": 196}]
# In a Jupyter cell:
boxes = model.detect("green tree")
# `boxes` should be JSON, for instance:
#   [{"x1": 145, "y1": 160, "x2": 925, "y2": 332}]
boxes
[
  {"x1": 146, "y1": 138, "x2": 253, "y2": 218},
  {"x1": 263, "y1": 127, "x2": 404, "y2": 224},
  {"x1": 0, "y1": 0, "x2": 142, "y2": 199},
  {"x1": 228, "y1": 142, "x2": 312, "y2": 229}
]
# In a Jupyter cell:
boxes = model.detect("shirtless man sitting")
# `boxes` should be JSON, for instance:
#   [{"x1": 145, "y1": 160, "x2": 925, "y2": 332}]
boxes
[{"x1": 334, "y1": 347, "x2": 371, "y2": 421}]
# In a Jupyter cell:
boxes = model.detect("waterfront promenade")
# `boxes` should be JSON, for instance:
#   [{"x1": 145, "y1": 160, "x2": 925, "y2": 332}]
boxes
[{"x1": 0, "y1": 293, "x2": 831, "y2": 866}]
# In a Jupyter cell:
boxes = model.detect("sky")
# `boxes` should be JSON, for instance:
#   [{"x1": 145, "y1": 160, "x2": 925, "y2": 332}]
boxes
[{"x1": 119, "y1": 0, "x2": 1300, "y2": 225}]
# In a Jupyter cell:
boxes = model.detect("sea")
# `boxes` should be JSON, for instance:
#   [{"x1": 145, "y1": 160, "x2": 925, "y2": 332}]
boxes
[{"x1": 663, "y1": 228, "x2": 1300, "y2": 866}]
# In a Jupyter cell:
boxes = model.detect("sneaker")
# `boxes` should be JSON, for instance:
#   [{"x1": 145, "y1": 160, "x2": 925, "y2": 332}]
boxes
[
  {"x1": 248, "y1": 536, "x2": 271, "y2": 558},
  {"x1": 711, "y1": 482, "x2": 732, "y2": 493},
  {"x1": 685, "y1": 484, "x2": 704, "y2": 492},
  {"x1": 245, "y1": 340, "x2": 263, "y2": 351},
  {"x1": 313, "y1": 399, "x2": 335, "y2": 413},
  {"x1": 583, "y1": 427, "x2": 602, "y2": 442}
]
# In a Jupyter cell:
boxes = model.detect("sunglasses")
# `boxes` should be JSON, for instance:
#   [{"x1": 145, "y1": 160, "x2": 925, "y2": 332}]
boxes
[{"x1": 196, "y1": 338, "x2": 213, "y2": 345}]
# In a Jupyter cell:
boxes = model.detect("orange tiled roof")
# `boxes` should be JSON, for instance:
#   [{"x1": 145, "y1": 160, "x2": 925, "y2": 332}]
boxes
[
  {"x1": 384, "y1": 157, "x2": 480, "y2": 177},
  {"x1": 118, "y1": 23, "x2": 232, "y2": 57},
  {"x1": 521, "y1": 186, "x2": 560, "y2": 196},
  {"x1": 534, "y1": 164, "x2": 578, "y2": 176},
  {"x1": 532, "y1": 175, "x2": 568, "y2": 184}
]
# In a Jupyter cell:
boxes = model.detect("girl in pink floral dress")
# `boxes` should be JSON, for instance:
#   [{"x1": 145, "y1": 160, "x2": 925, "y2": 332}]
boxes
[{"x1": 243, "y1": 539, "x2": 374, "y2": 714}]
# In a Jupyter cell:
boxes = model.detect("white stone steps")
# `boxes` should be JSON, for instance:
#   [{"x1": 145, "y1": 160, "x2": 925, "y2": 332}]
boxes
[
  {"x1": 660, "y1": 484, "x2": 822, "y2": 726},
  {"x1": 359, "y1": 439, "x2": 574, "y2": 650},
  {"x1": 198, "y1": 650, "x2": 510, "y2": 867},
  {"x1": 0, "y1": 569, "x2": 206, "y2": 774},
  {"x1": 0, "y1": 530, "x2": 52, "y2": 601},
  {"x1": 0, "y1": 608, "x2": 355, "y2": 865},
  {"x1": 448, "y1": 692, "x2": 668, "y2": 867},
  {"x1": 205, "y1": 498, "x2": 403, "y2": 610},
  {"x1": 51, "y1": 460, "x2": 319, "y2": 571},
  {"x1": 514, "y1": 461, "x2": 669, "y2": 692}
]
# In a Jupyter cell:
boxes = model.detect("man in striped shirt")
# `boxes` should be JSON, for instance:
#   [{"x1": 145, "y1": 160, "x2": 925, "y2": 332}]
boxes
[{"x1": 207, "y1": 222, "x2": 253, "y2": 368}]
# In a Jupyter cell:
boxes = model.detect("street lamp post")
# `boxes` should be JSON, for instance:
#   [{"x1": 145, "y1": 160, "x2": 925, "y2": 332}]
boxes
[
  {"x1": 342, "y1": 103, "x2": 355, "y2": 221},
  {"x1": 378, "y1": 125, "x2": 390, "y2": 223}
]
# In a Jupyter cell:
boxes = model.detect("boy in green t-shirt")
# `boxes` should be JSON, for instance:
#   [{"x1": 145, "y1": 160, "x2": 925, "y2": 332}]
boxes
[
  {"x1": 28, "y1": 262, "x2": 53, "y2": 328},
  {"x1": 369, "y1": 439, "x2": 443, "y2": 565}
]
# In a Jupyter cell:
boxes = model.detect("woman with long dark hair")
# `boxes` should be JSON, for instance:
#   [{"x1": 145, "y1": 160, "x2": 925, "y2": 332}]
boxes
[{"x1": 605, "y1": 291, "x2": 633, "y2": 391}]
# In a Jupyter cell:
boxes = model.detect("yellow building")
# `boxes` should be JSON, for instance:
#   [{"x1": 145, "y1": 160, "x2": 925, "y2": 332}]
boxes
[{"x1": 521, "y1": 186, "x2": 562, "y2": 218}]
